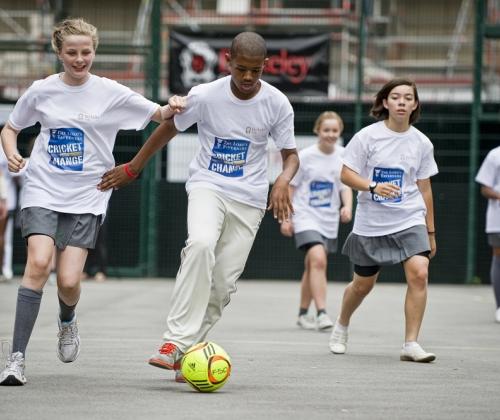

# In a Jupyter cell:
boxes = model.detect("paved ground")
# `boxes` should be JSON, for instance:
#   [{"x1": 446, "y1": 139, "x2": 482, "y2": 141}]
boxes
[{"x1": 1, "y1": 278, "x2": 499, "y2": 420}]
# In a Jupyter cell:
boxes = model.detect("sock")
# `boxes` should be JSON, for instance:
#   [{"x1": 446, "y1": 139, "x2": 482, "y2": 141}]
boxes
[
  {"x1": 58, "y1": 294, "x2": 77, "y2": 323},
  {"x1": 298, "y1": 307, "x2": 308, "y2": 316},
  {"x1": 404, "y1": 341, "x2": 419, "y2": 349},
  {"x1": 12, "y1": 286, "x2": 43, "y2": 356},
  {"x1": 490, "y1": 256, "x2": 500, "y2": 308},
  {"x1": 317, "y1": 309, "x2": 326, "y2": 316},
  {"x1": 334, "y1": 318, "x2": 348, "y2": 331}
]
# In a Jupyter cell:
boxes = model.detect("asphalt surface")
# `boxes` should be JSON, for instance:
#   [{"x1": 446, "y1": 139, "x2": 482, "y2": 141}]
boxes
[{"x1": 1, "y1": 278, "x2": 499, "y2": 420}]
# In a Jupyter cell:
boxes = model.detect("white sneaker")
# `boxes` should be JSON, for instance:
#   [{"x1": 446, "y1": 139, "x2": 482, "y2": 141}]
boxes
[
  {"x1": 57, "y1": 316, "x2": 80, "y2": 363},
  {"x1": 400, "y1": 343, "x2": 436, "y2": 363},
  {"x1": 329, "y1": 321, "x2": 348, "y2": 354},
  {"x1": 316, "y1": 313, "x2": 334, "y2": 331},
  {"x1": 0, "y1": 352, "x2": 26, "y2": 386},
  {"x1": 297, "y1": 314, "x2": 316, "y2": 330},
  {"x1": 495, "y1": 308, "x2": 500, "y2": 323}
]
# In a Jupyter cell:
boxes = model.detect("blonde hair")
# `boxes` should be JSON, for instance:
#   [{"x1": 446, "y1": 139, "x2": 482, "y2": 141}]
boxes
[
  {"x1": 51, "y1": 18, "x2": 99, "y2": 54},
  {"x1": 313, "y1": 111, "x2": 344, "y2": 134}
]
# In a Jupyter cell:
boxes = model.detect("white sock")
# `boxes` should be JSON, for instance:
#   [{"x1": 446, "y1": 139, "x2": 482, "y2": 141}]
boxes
[
  {"x1": 403, "y1": 341, "x2": 419, "y2": 349},
  {"x1": 334, "y1": 318, "x2": 348, "y2": 331}
]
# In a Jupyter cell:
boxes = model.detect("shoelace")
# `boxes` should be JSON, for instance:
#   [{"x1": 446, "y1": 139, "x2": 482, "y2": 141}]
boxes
[
  {"x1": 4, "y1": 352, "x2": 24, "y2": 373},
  {"x1": 331, "y1": 329, "x2": 347, "y2": 343},
  {"x1": 159, "y1": 343, "x2": 178, "y2": 355},
  {"x1": 59, "y1": 323, "x2": 78, "y2": 345}
]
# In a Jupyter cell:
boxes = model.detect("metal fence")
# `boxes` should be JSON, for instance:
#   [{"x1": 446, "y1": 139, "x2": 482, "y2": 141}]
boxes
[{"x1": 1, "y1": 0, "x2": 499, "y2": 283}]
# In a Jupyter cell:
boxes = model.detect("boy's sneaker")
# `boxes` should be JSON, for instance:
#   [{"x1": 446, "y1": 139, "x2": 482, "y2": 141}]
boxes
[
  {"x1": 297, "y1": 314, "x2": 316, "y2": 330},
  {"x1": 57, "y1": 316, "x2": 80, "y2": 363},
  {"x1": 316, "y1": 313, "x2": 334, "y2": 331},
  {"x1": 0, "y1": 352, "x2": 26, "y2": 386},
  {"x1": 329, "y1": 320, "x2": 348, "y2": 354},
  {"x1": 400, "y1": 343, "x2": 436, "y2": 363},
  {"x1": 148, "y1": 342, "x2": 184, "y2": 370}
]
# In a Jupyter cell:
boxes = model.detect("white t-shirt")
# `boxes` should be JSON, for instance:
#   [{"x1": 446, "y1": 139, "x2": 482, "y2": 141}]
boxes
[
  {"x1": 475, "y1": 146, "x2": 500, "y2": 233},
  {"x1": 343, "y1": 121, "x2": 438, "y2": 236},
  {"x1": 8, "y1": 74, "x2": 158, "y2": 215},
  {"x1": 173, "y1": 76, "x2": 296, "y2": 209},
  {"x1": 290, "y1": 143, "x2": 346, "y2": 238}
]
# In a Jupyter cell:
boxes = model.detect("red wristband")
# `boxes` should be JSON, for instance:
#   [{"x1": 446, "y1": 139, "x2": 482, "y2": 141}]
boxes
[{"x1": 124, "y1": 163, "x2": 138, "y2": 179}]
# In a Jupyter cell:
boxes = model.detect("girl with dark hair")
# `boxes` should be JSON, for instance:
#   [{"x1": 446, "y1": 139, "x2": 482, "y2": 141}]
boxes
[{"x1": 328, "y1": 78, "x2": 438, "y2": 363}]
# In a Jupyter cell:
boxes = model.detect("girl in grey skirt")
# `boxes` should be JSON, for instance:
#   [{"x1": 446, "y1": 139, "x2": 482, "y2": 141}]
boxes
[{"x1": 328, "y1": 78, "x2": 438, "y2": 363}]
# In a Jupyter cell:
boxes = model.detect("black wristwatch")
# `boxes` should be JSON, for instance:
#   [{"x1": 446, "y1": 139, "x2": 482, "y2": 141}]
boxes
[{"x1": 368, "y1": 181, "x2": 377, "y2": 194}]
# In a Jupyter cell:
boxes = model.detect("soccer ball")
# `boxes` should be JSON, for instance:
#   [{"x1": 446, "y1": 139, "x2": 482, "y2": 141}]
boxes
[{"x1": 181, "y1": 341, "x2": 231, "y2": 392}]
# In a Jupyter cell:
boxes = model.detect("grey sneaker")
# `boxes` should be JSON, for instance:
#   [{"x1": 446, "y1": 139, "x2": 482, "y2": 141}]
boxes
[
  {"x1": 297, "y1": 314, "x2": 316, "y2": 330},
  {"x1": 57, "y1": 316, "x2": 80, "y2": 363},
  {"x1": 316, "y1": 313, "x2": 334, "y2": 331},
  {"x1": 0, "y1": 352, "x2": 26, "y2": 386},
  {"x1": 400, "y1": 343, "x2": 436, "y2": 363},
  {"x1": 329, "y1": 320, "x2": 348, "y2": 354},
  {"x1": 148, "y1": 342, "x2": 184, "y2": 370}
]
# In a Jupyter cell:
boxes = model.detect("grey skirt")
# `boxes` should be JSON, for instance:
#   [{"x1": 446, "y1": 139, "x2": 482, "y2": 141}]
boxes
[
  {"x1": 342, "y1": 224, "x2": 430, "y2": 266},
  {"x1": 295, "y1": 230, "x2": 338, "y2": 254}
]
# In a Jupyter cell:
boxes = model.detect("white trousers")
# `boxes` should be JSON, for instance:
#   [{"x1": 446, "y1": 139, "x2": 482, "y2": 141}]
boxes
[{"x1": 163, "y1": 188, "x2": 265, "y2": 351}]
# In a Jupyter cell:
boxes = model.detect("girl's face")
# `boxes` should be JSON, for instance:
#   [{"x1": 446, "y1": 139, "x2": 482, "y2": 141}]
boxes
[
  {"x1": 317, "y1": 118, "x2": 342, "y2": 149},
  {"x1": 382, "y1": 84, "x2": 418, "y2": 125},
  {"x1": 58, "y1": 35, "x2": 95, "y2": 85}
]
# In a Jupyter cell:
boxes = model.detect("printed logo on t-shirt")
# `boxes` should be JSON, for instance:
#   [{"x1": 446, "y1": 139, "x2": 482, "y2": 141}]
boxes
[
  {"x1": 208, "y1": 137, "x2": 250, "y2": 177},
  {"x1": 309, "y1": 181, "x2": 333, "y2": 207},
  {"x1": 48, "y1": 128, "x2": 84, "y2": 171},
  {"x1": 372, "y1": 167, "x2": 403, "y2": 203}
]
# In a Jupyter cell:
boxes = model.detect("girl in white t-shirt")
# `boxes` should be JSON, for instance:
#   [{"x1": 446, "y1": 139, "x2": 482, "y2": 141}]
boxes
[
  {"x1": 329, "y1": 78, "x2": 438, "y2": 363},
  {"x1": 475, "y1": 146, "x2": 500, "y2": 323},
  {"x1": 281, "y1": 112, "x2": 352, "y2": 331},
  {"x1": 0, "y1": 18, "x2": 183, "y2": 386}
]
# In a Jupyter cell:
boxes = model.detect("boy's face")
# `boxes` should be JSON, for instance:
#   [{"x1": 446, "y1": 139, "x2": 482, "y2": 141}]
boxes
[{"x1": 226, "y1": 52, "x2": 267, "y2": 100}]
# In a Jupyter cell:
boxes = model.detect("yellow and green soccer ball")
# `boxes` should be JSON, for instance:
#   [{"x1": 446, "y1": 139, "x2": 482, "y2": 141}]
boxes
[{"x1": 181, "y1": 341, "x2": 231, "y2": 392}]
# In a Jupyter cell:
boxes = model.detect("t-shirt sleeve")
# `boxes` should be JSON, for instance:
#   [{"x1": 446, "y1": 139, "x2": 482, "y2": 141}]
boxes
[
  {"x1": 270, "y1": 99, "x2": 296, "y2": 150},
  {"x1": 416, "y1": 141, "x2": 439, "y2": 179},
  {"x1": 8, "y1": 82, "x2": 39, "y2": 130},
  {"x1": 342, "y1": 133, "x2": 366, "y2": 174},
  {"x1": 110, "y1": 86, "x2": 158, "y2": 131},
  {"x1": 173, "y1": 87, "x2": 202, "y2": 132},
  {"x1": 476, "y1": 150, "x2": 498, "y2": 188}
]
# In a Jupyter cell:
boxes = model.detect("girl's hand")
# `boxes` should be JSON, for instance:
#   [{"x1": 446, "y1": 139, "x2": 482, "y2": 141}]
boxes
[
  {"x1": 373, "y1": 182, "x2": 400, "y2": 199},
  {"x1": 340, "y1": 206, "x2": 352, "y2": 223},
  {"x1": 7, "y1": 153, "x2": 25, "y2": 173}
]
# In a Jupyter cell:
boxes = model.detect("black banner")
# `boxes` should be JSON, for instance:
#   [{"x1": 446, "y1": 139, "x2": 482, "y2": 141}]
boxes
[{"x1": 169, "y1": 31, "x2": 330, "y2": 96}]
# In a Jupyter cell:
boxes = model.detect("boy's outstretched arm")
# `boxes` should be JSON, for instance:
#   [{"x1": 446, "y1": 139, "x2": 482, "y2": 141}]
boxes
[{"x1": 97, "y1": 119, "x2": 178, "y2": 191}]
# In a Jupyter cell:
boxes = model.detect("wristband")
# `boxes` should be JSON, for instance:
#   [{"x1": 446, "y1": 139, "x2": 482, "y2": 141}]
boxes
[{"x1": 124, "y1": 163, "x2": 138, "y2": 179}]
